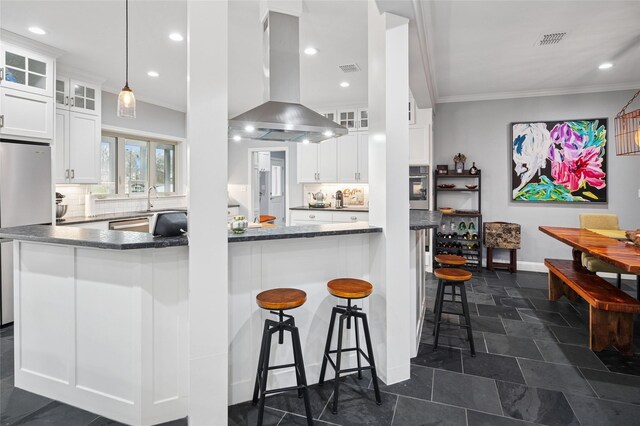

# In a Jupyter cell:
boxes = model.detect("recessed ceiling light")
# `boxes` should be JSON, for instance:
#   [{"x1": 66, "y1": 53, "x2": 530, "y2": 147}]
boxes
[
  {"x1": 245, "y1": 125, "x2": 255, "y2": 132},
  {"x1": 233, "y1": 135, "x2": 241, "y2": 142},
  {"x1": 323, "y1": 131, "x2": 333, "y2": 137},
  {"x1": 302, "y1": 139, "x2": 310, "y2": 144},
  {"x1": 304, "y1": 47, "x2": 318, "y2": 56},
  {"x1": 28, "y1": 27, "x2": 46, "y2": 35},
  {"x1": 169, "y1": 32, "x2": 184, "y2": 42},
  {"x1": 598, "y1": 62, "x2": 613, "y2": 70},
  {"x1": 340, "y1": 81, "x2": 350, "y2": 88},
  {"x1": 147, "y1": 71, "x2": 159, "y2": 77}
]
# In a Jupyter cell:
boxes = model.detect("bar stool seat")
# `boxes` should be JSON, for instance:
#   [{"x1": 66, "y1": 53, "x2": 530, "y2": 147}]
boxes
[
  {"x1": 327, "y1": 278, "x2": 372, "y2": 299},
  {"x1": 252, "y1": 288, "x2": 313, "y2": 426},
  {"x1": 434, "y1": 254, "x2": 466, "y2": 266},
  {"x1": 434, "y1": 268, "x2": 472, "y2": 282},
  {"x1": 256, "y1": 288, "x2": 306, "y2": 310},
  {"x1": 320, "y1": 278, "x2": 381, "y2": 414}
]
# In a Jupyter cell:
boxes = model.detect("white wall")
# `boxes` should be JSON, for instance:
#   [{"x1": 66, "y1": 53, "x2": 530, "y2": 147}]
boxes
[
  {"x1": 433, "y1": 89, "x2": 640, "y2": 265},
  {"x1": 102, "y1": 91, "x2": 186, "y2": 139}
]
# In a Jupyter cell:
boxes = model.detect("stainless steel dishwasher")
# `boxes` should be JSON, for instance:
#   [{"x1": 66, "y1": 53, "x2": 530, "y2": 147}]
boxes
[{"x1": 108, "y1": 217, "x2": 150, "y2": 233}]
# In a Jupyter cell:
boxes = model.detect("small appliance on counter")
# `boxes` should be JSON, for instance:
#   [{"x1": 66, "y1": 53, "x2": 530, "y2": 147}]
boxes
[
  {"x1": 308, "y1": 191, "x2": 330, "y2": 208},
  {"x1": 335, "y1": 190, "x2": 344, "y2": 209},
  {"x1": 55, "y1": 192, "x2": 68, "y2": 222}
]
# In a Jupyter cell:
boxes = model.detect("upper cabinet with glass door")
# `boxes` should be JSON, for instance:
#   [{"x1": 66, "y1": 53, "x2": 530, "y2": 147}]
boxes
[
  {"x1": 1, "y1": 43, "x2": 54, "y2": 97},
  {"x1": 55, "y1": 76, "x2": 101, "y2": 116}
]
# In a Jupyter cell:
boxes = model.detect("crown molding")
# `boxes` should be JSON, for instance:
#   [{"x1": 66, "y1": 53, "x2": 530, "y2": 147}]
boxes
[
  {"x1": 437, "y1": 82, "x2": 640, "y2": 104},
  {"x1": 102, "y1": 87, "x2": 186, "y2": 113},
  {"x1": 0, "y1": 29, "x2": 65, "y2": 58}
]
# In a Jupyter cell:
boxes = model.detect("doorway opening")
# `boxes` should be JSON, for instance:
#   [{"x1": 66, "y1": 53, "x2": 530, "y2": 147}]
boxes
[{"x1": 248, "y1": 148, "x2": 288, "y2": 226}]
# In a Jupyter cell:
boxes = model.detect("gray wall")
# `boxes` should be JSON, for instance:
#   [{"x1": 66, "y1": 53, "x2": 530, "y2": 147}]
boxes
[
  {"x1": 434, "y1": 89, "x2": 640, "y2": 265},
  {"x1": 102, "y1": 91, "x2": 186, "y2": 139}
]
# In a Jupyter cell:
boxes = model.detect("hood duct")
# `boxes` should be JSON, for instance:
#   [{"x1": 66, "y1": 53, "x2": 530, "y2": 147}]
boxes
[{"x1": 228, "y1": 11, "x2": 347, "y2": 143}]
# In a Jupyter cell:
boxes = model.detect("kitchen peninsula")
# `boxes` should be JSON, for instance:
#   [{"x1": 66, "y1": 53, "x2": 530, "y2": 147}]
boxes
[{"x1": 0, "y1": 222, "x2": 381, "y2": 425}]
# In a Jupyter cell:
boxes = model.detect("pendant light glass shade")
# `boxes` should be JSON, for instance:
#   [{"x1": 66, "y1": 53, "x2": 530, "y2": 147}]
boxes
[
  {"x1": 117, "y1": 0, "x2": 136, "y2": 118},
  {"x1": 117, "y1": 84, "x2": 136, "y2": 118},
  {"x1": 614, "y1": 89, "x2": 640, "y2": 156}
]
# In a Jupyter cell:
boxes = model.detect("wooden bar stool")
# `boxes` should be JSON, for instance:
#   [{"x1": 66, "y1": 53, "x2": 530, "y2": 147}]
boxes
[
  {"x1": 318, "y1": 278, "x2": 382, "y2": 414},
  {"x1": 432, "y1": 268, "x2": 476, "y2": 356},
  {"x1": 252, "y1": 288, "x2": 313, "y2": 426},
  {"x1": 432, "y1": 255, "x2": 467, "y2": 335}
]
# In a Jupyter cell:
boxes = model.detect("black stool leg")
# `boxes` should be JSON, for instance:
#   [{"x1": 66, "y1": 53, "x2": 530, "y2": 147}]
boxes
[
  {"x1": 290, "y1": 324, "x2": 314, "y2": 426},
  {"x1": 257, "y1": 326, "x2": 274, "y2": 426},
  {"x1": 332, "y1": 314, "x2": 346, "y2": 414},
  {"x1": 637, "y1": 276, "x2": 639, "y2": 301},
  {"x1": 459, "y1": 282, "x2": 475, "y2": 356},
  {"x1": 319, "y1": 307, "x2": 339, "y2": 386},
  {"x1": 353, "y1": 312, "x2": 363, "y2": 379},
  {"x1": 359, "y1": 311, "x2": 382, "y2": 405},
  {"x1": 290, "y1": 317, "x2": 303, "y2": 399},
  {"x1": 617, "y1": 274, "x2": 622, "y2": 289},
  {"x1": 433, "y1": 280, "x2": 446, "y2": 340},
  {"x1": 433, "y1": 279, "x2": 445, "y2": 336},
  {"x1": 252, "y1": 320, "x2": 270, "y2": 405}
]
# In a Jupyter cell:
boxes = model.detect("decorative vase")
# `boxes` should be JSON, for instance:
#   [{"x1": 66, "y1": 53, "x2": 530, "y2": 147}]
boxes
[
  {"x1": 230, "y1": 215, "x2": 249, "y2": 234},
  {"x1": 455, "y1": 161, "x2": 464, "y2": 174},
  {"x1": 469, "y1": 162, "x2": 478, "y2": 175}
]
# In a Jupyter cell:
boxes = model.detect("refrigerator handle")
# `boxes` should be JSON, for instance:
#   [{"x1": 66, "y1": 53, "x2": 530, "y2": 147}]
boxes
[
  {"x1": 0, "y1": 115, "x2": 3, "y2": 129},
  {"x1": 71, "y1": 169, "x2": 75, "y2": 179}
]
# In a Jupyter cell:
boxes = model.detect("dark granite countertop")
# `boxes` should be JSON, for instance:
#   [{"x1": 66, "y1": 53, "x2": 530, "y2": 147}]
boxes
[
  {"x1": 60, "y1": 208, "x2": 188, "y2": 226},
  {"x1": 0, "y1": 223, "x2": 382, "y2": 250},
  {"x1": 290, "y1": 206, "x2": 369, "y2": 212},
  {"x1": 409, "y1": 210, "x2": 442, "y2": 230},
  {"x1": 228, "y1": 223, "x2": 381, "y2": 243},
  {"x1": 0, "y1": 225, "x2": 188, "y2": 250}
]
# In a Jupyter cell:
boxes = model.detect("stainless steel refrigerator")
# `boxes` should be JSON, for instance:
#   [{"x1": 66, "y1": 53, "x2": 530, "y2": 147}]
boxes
[{"x1": 0, "y1": 140, "x2": 52, "y2": 325}]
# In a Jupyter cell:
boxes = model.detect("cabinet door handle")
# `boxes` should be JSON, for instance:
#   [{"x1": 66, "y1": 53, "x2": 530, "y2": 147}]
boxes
[
  {"x1": 65, "y1": 96, "x2": 69, "y2": 106},
  {"x1": 0, "y1": 115, "x2": 3, "y2": 128},
  {"x1": 351, "y1": 216, "x2": 358, "y2": 220},
  {"x1": 70, "y1": 97, "x2": 75, "y2": 107},
  {"x1": 0, "y1": 68, "x2": 4, "y2": 81},
  {"x1": 309, "y1": 214, "x2": 315, "y2": 219},
  {"x1": 71, "y1": 169, "x2": 75, "y2": 179},
  {"x1": 65, "y1": 169, "x2": 69, "y2": 179}
]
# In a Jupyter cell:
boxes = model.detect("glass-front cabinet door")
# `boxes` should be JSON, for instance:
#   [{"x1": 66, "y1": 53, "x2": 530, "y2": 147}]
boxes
[
  {"x1": 55, "y1": 78, "x2": 69, "y2": 107},
  {"x1": 1, "y1": 43, "x2": 53, "y2": 97},
  {"x1": 70, "y1": 79, "x2": 100, "y2": 115},
  {"x1": 338, "y1": 109, "x2": 357, "y2": 130},
  {"x1": 358, "y1": 108, "x2": 368, "y2": 131}
]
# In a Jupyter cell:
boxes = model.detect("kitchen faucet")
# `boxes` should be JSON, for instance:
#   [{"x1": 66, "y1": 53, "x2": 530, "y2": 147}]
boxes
[{"x1": 147, "y1": 185, "x2": 158, "y2": 211}]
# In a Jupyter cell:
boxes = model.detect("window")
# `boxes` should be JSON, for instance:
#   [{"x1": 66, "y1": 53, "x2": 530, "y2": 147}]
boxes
[{"x1": 93, "y1": 133, "x2": 178, "y2": 195}]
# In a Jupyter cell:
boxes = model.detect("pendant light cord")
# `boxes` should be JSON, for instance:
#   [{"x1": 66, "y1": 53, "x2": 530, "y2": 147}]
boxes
[
  {"x1": 617, "y1": 89, "x2": 640, "y2": 117},
  {"x1": 125, "y1": 0, "x2": 129, "y2": 86}
]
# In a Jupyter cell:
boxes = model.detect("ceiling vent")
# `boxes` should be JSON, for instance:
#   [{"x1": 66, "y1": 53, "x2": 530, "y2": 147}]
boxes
[
  {"x1": 536, "y1": 32, "x2": 567, "y2": 46},
  {"x1": 339, "y1": 63, "x2": 361, "y2": 73}
]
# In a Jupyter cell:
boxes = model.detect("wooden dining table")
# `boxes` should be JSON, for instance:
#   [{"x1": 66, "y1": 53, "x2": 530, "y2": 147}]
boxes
[{"x1": 539, "y1": 226, "x2": 640, "y2": 274}]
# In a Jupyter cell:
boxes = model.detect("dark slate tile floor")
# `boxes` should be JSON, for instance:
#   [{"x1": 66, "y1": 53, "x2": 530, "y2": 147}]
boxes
[{"x1": 1, "y1": 269, "x2": 639, "y2": 425}]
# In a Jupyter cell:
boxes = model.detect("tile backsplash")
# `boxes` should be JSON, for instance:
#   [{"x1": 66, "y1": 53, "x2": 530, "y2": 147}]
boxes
[
  {"x1": 56, "y1": 185, "x2": 187, "y2": 218},
  {"x1": 303, "y1": 184, "x2": 368, "y2": 207}
]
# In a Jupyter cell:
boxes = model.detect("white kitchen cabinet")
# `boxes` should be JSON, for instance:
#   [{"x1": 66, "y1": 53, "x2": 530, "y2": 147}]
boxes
[
  {"x1": 290, "y1": 210, "x2": 333, "y2": 225},
  {"x1": 55, "y1": 108, "x2": 100, "y2": 184},
  {"x1": 358, "y1": 108, "x2": 369, "y2": 131},
  {"x1": 408, "y1": 96, "x2": 416, "y2": 124},
  {"x1": 296, "y1": 139, "x2": 337, "y2": 183},
  {"x1": 55, "y1": 76, "x2": 101, "y2": 116},
  {"x1": 409, "y1": 109, "x2": 432, "y2": 165},
  {"x1": 257, "y1": 151, "x2": 270, "y2": 172},
  {"x1": 318, "y1": 109, "x2": 337, "y2": 123},
  {"x1": 1, "y1": 42, "x2": 54, "y2": 97},
  {"x1": 0, "y1": 87, "x2": 53, "y2": 140},
  {"x1": 336, "y1": 132, "x2": 368, "y2": 183},
  {"x1": 332, "y1": 211, "x2": 369, "y2": 223},
  {"x1": 337, "y1": 109, "x2": 357, "y2": 131}
]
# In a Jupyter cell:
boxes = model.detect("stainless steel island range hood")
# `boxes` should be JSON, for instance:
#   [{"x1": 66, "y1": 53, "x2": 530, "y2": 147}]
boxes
[{"x1": 228, "y1": 11, "x2": 347, "y2": 143}]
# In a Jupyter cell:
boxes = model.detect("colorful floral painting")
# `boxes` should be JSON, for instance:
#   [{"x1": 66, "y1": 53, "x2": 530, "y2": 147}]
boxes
[{"x1": 511, "y1": 119, "x2": 608, "y2": 203}]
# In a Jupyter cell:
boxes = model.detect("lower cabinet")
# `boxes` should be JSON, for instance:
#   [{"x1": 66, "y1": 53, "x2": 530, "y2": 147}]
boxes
[
  {"x1": 0, "y1": 87, "x2": 54, "y2": 141},
  {"x1": 290, "y1": 210, "x2": 368, "y2": 225}
]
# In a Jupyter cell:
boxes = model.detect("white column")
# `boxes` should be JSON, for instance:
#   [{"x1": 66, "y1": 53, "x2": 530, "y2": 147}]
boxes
[
  {"x1": 367, "y1": 3, "x2": 411, "y2": 385},
  {"x1": 187, "y1": 1, "x2": 229, "y2": 424}
]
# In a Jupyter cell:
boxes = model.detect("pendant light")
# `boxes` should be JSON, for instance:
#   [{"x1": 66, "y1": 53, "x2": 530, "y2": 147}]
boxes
[
  {"x1": 117, "y1": 0, "x2": 136, "y2": 118},
  {"x1": 615, "y1": 89, "x2": 640, "y2": 156}
]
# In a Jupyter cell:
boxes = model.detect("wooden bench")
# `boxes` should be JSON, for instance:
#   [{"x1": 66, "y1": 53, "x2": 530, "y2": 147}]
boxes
[{"x1": 545, "y1": 259, "x2": 640, "y2": 355}]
